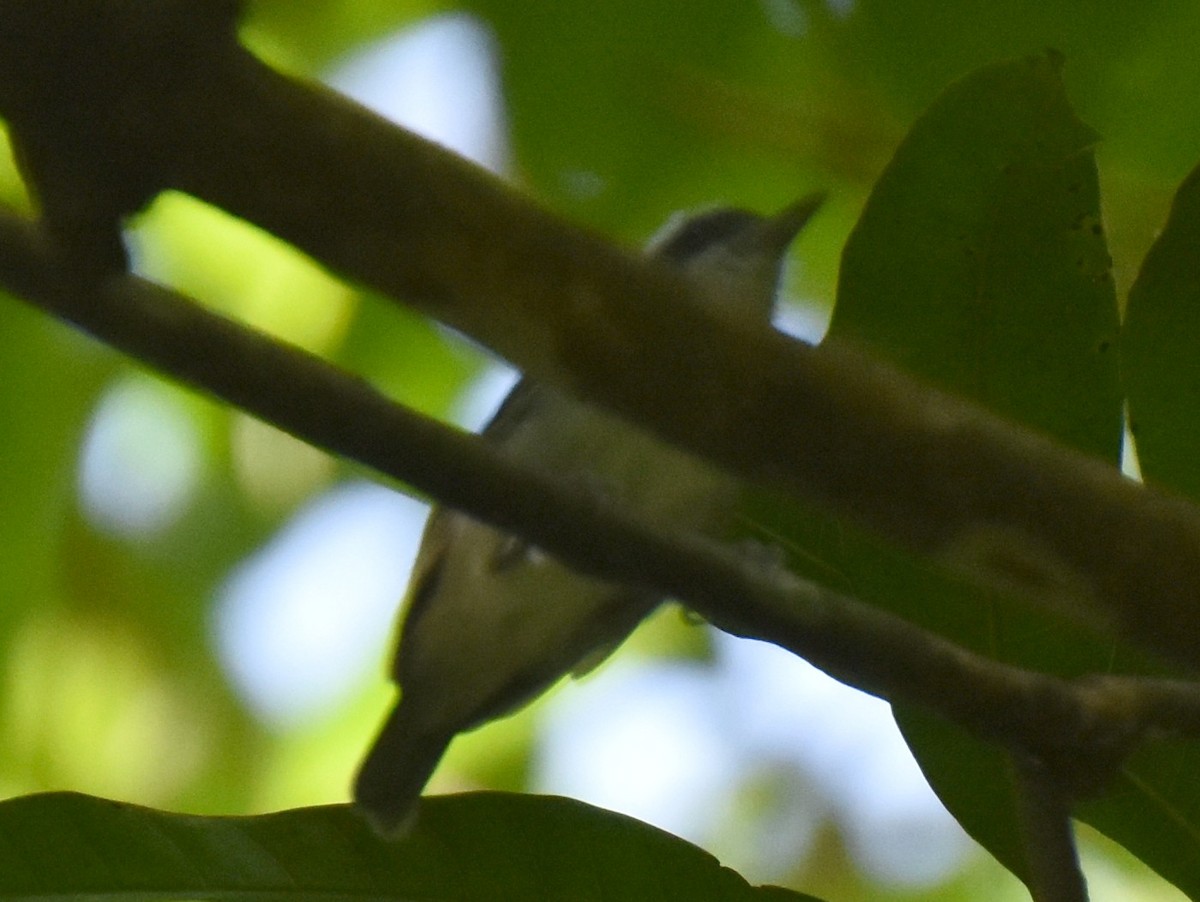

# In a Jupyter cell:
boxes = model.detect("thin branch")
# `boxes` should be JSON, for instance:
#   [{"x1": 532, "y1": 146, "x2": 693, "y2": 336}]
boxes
[
  {"x1": 1, "y1": 6, "x2": 1200, "y2": 668},
  {"x1": 3, "y1": 207, "x2": 1200, "y2": 786},
  {"x1": 1011, "y1": 752, "x2": 1089, "y2": 902}
]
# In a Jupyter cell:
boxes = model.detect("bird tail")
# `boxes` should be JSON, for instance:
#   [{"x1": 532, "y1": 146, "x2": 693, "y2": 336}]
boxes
[{"x1": 353, "y1": 704, "x2": 451, "y2": 837}]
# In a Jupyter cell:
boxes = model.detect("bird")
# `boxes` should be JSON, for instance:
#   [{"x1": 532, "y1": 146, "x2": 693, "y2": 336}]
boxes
[{"x1": 353, "y1": 195, "x2": 824, "y2": 836}]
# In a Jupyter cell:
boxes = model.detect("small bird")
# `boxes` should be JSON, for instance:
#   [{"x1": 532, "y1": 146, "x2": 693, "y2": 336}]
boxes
[{"x1": 353, "y1": 195, "x2": 824, "y2": 835}]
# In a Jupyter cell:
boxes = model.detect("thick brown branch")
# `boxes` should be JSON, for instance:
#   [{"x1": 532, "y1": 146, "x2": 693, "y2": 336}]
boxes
[
  {"x1": 2, "y1": 3, "x2": 1200, "y2": 670},
  {"x1": 3, "y1": 208, "x2": 1200, "y2": 788}
]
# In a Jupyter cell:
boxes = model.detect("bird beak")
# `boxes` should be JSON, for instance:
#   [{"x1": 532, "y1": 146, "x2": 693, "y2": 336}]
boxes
[{"x1": 752, "y1": 191, "x2": 827, "y2": 257}]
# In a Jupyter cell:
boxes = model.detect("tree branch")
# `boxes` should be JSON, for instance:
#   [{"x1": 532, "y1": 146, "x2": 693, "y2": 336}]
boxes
[
  {"x1": 4, "y1": 206, "x2": 1200, "y2": 796},
  {"x1": 1011, "y1": 752, "x2": 1089, "y2": 902},
  {"x1": 1, "y1": 3, "x2": 1199, "y2": 668}
]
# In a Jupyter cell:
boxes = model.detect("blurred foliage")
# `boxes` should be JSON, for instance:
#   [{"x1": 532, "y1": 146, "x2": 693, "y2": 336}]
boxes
[{"x1": 3, "y1": 1, "x2": 1200, "y2": 899}]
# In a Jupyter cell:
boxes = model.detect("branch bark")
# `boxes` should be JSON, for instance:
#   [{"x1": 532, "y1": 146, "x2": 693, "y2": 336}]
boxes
[
  {"x1": 5, "y1": 207, "x2": 1200, "y2": 796},
  {"x1": 1012, "y1": 753, "x2": 1089, "y2": 902},
  {"x1": 1, "y1": 2, "x2": 1200, "y2": 671}
]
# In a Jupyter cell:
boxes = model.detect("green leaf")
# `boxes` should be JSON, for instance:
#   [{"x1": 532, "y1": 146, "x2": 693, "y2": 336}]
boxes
[
  {"x1": 1123, "y1": 161, "x2": 1200, "y2": 501},
  {"x1": 1097, "y1": 160, "x2": 1200, "y2": 898},
  {"x1": 0, "y1": 791, "x2": 825, "y2": 901},
  {"x1": 820, "y1": 48, "x2": 1200, "y2": 900},
  {"x1": 833, "y1": 50, "x2": 1120, "y2": 456},
  {"x1": 811, "y1": 50, "x2": 1200, "y2": 894}
]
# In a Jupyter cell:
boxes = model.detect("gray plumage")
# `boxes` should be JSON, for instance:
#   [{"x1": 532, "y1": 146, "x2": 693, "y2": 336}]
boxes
[{"x1": 353, "y1": 196, "x2": 822, "y2": 835}]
